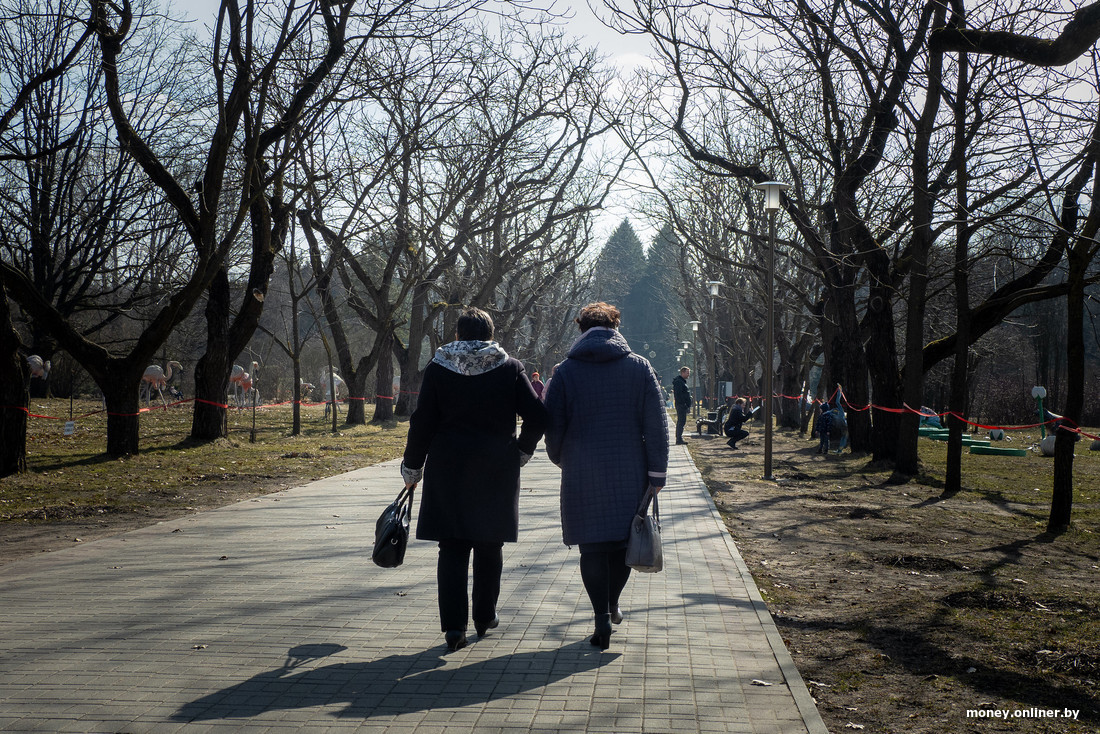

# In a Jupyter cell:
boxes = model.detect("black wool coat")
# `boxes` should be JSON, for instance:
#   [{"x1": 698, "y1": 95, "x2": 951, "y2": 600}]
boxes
[{"x1": 403, "y1": 356, "x2": 547, "y2": 543}]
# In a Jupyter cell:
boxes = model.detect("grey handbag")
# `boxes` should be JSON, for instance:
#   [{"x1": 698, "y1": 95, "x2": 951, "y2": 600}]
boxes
[{"x1": 625, "y1": 486, "x2": 663, "y2": 573}]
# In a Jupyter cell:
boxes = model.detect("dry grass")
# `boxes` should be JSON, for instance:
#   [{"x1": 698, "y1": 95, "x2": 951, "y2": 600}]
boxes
[{"x1": 1, "y1": 398, "x2": 408, "y2": 562}]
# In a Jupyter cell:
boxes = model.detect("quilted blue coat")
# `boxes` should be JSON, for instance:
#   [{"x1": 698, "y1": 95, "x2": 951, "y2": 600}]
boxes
[{"x1": 544, "y1": 328, "x2": 669, "y2": 545}]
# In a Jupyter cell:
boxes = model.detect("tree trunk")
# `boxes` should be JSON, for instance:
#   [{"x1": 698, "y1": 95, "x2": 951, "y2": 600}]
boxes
[
  {"x1": 830, "y1": 293, "x2": 872, "y2": 453},
  {"x1": 777, "y1": 347, "x2": 801, "y2": 429},
  {"x1": 863, "y1": 263, "x2": 903, "y2": 463},
  {"x1": 373, "y1": 331, "x2": 395, "y2": 423},
  {"x1": 1, "y1": 285, "x2": 29, "y2": 476},
  {"x1": 191, "y1": 267, "x2": 231, "y2": 441},
  {"x1": 896, "y1": 5, "x2": 946, "y2": 477},
  {"x1": 944, "y1": 35, "x2": 972, "y2": 498},
  {"x1": 396, "y1": 283, "x2": 430, "y2": 417},
  {"x1": 345, "y1": 354, "x2": 370, "y2": 425},
  {"x1": 1049, "y1": 228, "x2": 1091, "y2": 532},
  {"x1": 1049, "y1": 306, "x2": 1080, "y2": 530},
  {"x1": 291, "y1": 355, "x2": 302, "y2": 436},
  {"x1": 102, "y1": 368, "x2": 142, "y2": 456}
]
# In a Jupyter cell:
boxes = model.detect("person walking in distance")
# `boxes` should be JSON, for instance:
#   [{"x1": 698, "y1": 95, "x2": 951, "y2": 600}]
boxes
[
  {"x1": 672, "y1": 366, "x2": 692, "y2": 445},
  {"x1": 400, "y1": 307, "x2": 547, "y2": 651},
  {"x1": 544, "y1": 302, "x2": 669, "y2": 650}
]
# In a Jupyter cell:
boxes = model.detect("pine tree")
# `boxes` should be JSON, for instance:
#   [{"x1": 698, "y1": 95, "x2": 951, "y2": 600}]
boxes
[
  {"x1": 593, "y1": 219, "x2": 646, "y2": 308},
  {"x1": 627, "y1": 223, "x2": 685, "y2": 383}
]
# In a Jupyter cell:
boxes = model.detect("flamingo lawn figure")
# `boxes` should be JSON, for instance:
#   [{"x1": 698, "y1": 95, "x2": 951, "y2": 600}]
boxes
[
  {"x1": 321, "y1": 371, "x2": 346, "y2": 420},
  {"x1": 229, "y1": 361, "x2": 260, "y2": 408},
  {"x1": 26, "y1": 355, "x2": 51, "y2": 381},
  {"x1": 141, "y1": 360, "x2": 183, "y2": 407},
  {"x1": 299, "y1": 378, "x2": 316, "y2": 401}
]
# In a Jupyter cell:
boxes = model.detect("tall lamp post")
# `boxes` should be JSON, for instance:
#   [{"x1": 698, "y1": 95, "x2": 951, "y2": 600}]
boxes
[
  {"x1": 754, "y1": 181, "x2": 789, "y2": 481},
  {"x1": 706, "y1": 280, "x2": 722, "y2": 408},
  {"x1": 680, "y1": 339, "x2": 692, "y2": 416},
  {"x1": 688, "y1": 322, "x2": 702, "y2": 418}
]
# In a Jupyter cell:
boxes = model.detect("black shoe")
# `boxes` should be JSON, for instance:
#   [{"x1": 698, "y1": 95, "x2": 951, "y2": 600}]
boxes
[
  {"x1": 445, "y1": 630, "x2": 467, "y2": 651},
  {"x1": 676, "y1": 439, "x2": 687, "y2": 445},
  {"x1": 726, "y1": 438, "x2": 738, "y2": 449},
  {"x1": 589, "y1": 613, "x2": 612, "y2": 650},
  {"x1": 610, "y1": 607, "x2": 623, "y2": 625},
  {"x1": 475, "y1": 616, "x2": 499, "y2": 637}
]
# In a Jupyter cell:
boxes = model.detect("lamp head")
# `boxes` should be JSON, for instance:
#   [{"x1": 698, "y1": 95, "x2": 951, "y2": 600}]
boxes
[{"x1": 753, "y1": 181, "x2": 790, "y2": 210}]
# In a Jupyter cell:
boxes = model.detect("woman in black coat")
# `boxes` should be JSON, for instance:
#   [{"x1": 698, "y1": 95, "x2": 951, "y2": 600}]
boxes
[{"x1": 401, "y1": 308, "x2": 547, "y2": 651}]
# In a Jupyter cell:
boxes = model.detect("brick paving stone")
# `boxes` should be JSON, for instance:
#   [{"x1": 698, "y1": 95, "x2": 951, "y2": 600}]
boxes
[{"x1": 0, "y1": 433, "x2": 826, "y2": 734}]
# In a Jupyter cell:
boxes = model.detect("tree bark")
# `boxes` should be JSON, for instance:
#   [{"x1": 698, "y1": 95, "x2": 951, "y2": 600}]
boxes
[
  {"x1": 1049, "y1": 161, "x2": 1099, "y2": 531},
  {"x1": 191, "y1": 267, "x2": 232, "y2": 440},
  {"x1": 0, "y1": 284, "x2": 29, "y2": 476},
  {"x1": 1049, "y1": 267, "x2": 1087, "y2": 531},
  {"x1": 373, "y1": 330, "x2": 395, "y2": 423},
  {"x1": 944, "y1": 35, "x2": 972, "y2": 498},
  {"x1": 101, "y1": 363, "x2": 143, "y2": 456},
  {"x1": 896, "y1": 4, "x2": 947, "y2": 477}
]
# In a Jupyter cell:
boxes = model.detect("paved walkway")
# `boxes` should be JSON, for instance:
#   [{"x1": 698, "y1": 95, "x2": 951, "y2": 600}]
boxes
[{"x1": 0, "y1": 440, "x2": 827, "y2": 733}]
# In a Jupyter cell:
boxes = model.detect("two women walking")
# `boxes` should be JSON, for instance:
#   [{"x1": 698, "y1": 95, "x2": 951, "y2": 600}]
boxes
[{"x1": 400, "y1": 303, "x2": 669, "y2": 652}]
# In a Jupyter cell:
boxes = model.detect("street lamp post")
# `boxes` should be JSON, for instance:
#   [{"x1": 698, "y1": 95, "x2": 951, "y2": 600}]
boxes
[
  {"x1": 706, "y1": 280, "x2": 722, "y2": 408},
  {"x1": 688, "y1": 322, "x2": 701, "y2": 418},
  {"x1": 754, "y1": 181, "x2": 789, "y2": 481}
]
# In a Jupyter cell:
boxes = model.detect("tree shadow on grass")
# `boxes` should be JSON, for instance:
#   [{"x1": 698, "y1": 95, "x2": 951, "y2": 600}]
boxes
[{"x1": 173, "y1": 639, "x2": 616, "y2": 723}]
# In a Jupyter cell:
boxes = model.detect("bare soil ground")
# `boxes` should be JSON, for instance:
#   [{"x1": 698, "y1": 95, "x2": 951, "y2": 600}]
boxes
[{"x1": 688, "y1": 424, "x2": 1099, "y2": 733}]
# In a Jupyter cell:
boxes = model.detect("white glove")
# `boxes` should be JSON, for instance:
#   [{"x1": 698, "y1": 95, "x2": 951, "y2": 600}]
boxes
[{"x1": 400, "y1": 461, "x2": 423, "y2": 487}]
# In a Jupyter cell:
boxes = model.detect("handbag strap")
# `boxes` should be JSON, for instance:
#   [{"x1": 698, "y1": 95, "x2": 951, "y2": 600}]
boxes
[
  {"x1": 637, "y1": 485, "x2": 659, "y2": 522},
  {"x1": 396, "y1": 484, "x2": 415, "y2": 515}
]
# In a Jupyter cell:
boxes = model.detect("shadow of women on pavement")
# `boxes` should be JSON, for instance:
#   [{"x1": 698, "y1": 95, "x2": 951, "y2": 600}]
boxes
[{"x1": 173, "y1": 640, "x2": 617, "y2": 723}]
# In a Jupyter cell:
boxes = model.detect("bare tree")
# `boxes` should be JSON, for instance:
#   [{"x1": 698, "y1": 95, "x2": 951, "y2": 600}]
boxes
[
  {"x1": 0, "y1": 0, "x2": 94, "y2": 474},
  {"x1": 932, "y1": 2, "x2": 1100, "y2": 66},
  {"x1": 608, "y1": 0, "x2": 1100, "y2": 474}
]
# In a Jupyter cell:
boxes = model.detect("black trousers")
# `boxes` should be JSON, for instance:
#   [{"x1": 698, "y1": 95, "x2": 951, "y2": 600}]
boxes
[
  {"x1": 675, "y1": 405, "x2": 689, "y2": 442},
  {"x1": 437, "y1": 539, "x2": 503, "y2": 632},
  {"x1": 725, "y1": 426, "x2": 748, "y2": 444},
  {"x1": 579, "y1": 542, "x2": 632, "y2": 616}
]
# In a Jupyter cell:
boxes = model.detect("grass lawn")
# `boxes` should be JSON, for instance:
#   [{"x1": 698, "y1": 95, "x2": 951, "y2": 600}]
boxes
[{"x1": 2, "y1": 398, "x2": 408, "y2": 562}]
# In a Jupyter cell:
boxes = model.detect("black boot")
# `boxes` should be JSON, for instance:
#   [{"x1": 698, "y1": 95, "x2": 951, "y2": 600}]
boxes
[{"x1": 589, "y1": 613, "x2": 612, "y2": 650}]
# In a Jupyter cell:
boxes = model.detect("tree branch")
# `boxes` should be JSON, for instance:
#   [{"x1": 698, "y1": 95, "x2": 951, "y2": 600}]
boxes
[{"x1": 931, "y1": 2, "x2": 1100, "y2": 66}]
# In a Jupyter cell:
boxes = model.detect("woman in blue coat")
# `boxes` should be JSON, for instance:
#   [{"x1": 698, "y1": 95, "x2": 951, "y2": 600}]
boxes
[
  {"x1": 401, "y1": 308, "x2": 547, "y2": 651},
  {"x1": 544, "y1": 302, "x2": 669, "y2": 649}
]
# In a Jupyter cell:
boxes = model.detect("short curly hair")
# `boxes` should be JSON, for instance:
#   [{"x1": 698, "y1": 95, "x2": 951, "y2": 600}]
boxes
[{"x1": 575, "y1": 302, "x2": 621, "y2": 331}]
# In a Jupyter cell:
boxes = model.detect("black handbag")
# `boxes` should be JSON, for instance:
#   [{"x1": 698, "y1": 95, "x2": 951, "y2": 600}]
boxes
[
  {"x1": 625, "y1": 486, "x2": 663, "y2": 573},
  {"x1": 372, "y1": 485, "x2": 414, "y2": 568}
]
